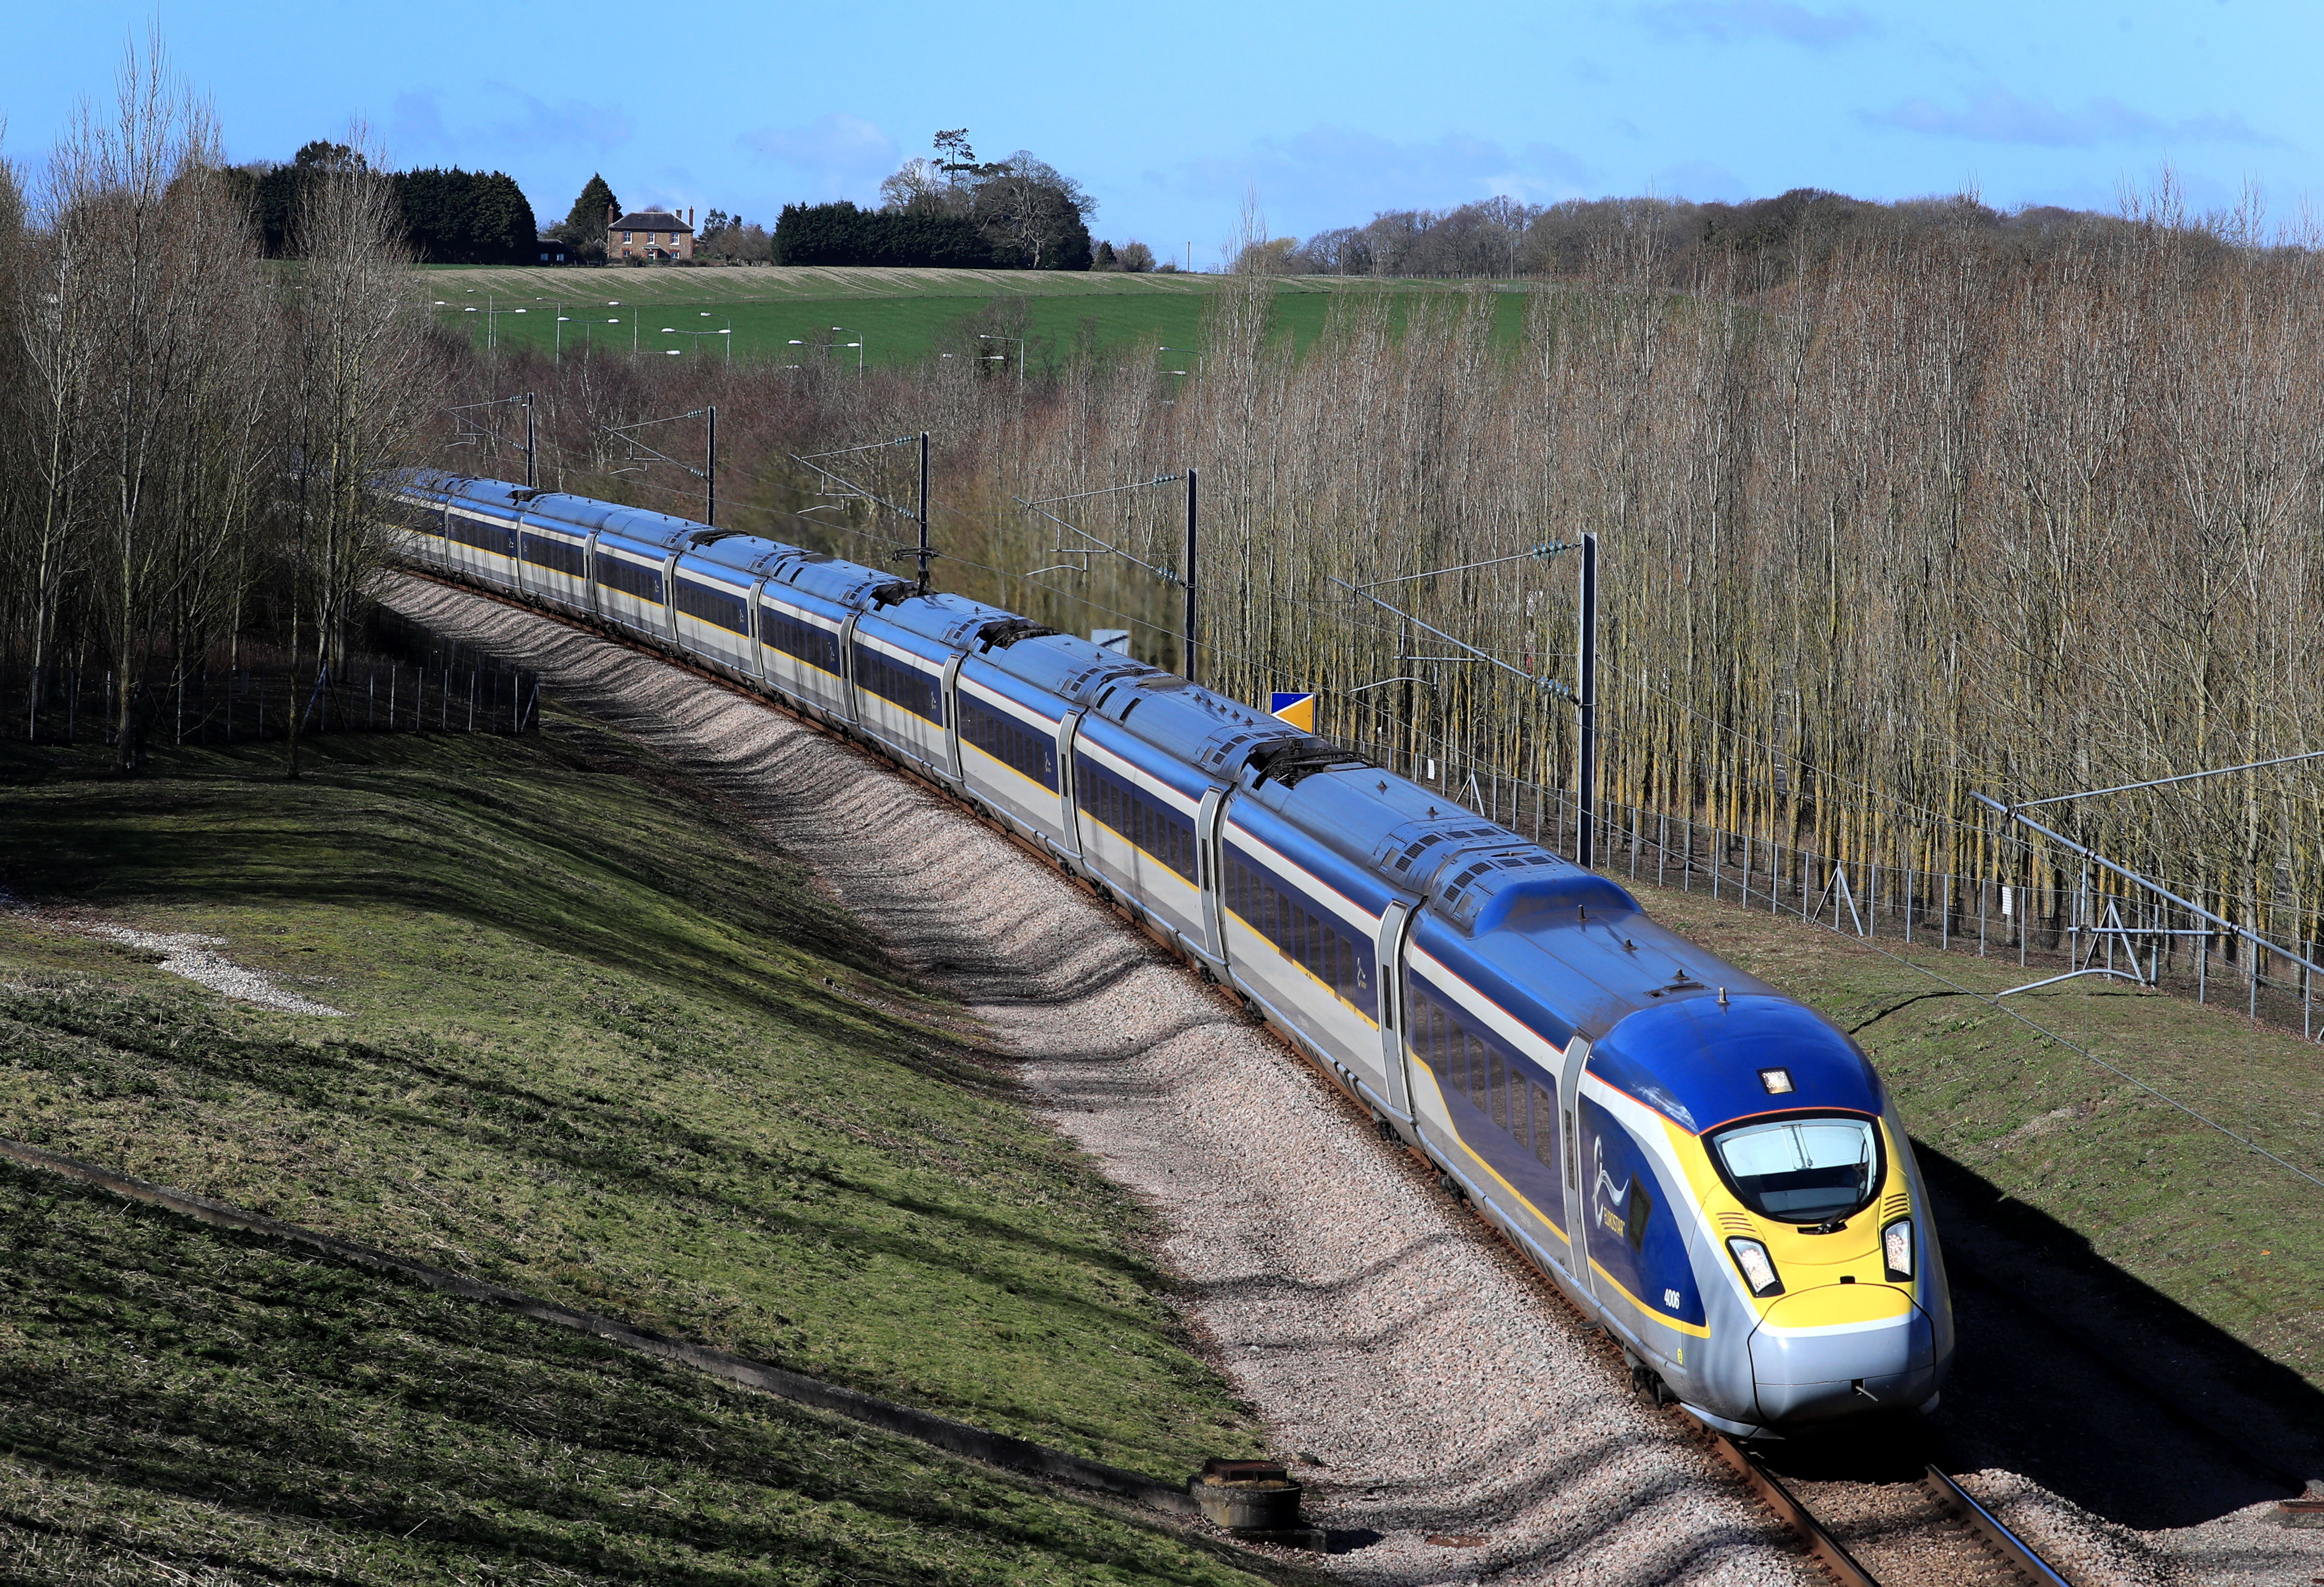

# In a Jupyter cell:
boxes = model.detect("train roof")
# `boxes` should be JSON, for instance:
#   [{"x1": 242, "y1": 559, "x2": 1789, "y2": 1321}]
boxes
[
  {"x1": 1587, "y1": 994, "x2": 1882, "y2": 1134},
  {"x1": 1252, "y1": 751, "x2": 1876, "y2": 1118}
]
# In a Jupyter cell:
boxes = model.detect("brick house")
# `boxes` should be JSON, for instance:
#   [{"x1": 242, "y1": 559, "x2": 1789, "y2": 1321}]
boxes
[{"x1": 609, "y1": 205, "x2": 695, "y2": 262}]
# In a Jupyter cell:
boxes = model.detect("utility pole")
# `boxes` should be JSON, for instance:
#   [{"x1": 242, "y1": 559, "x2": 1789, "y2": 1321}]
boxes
[
  {"x1": 706, "y1": 406, "x2": 717, "y2": 527},
  {"x1": 915, "y1": 431, "x2": 932, "y2": 594},
  {"x1": 1576, "y1": 531, "x2": 1599, "y2": 870},
  {"x1": 522, "y1": 393, "x2": 536, "y2": 490},
  {"x1": 1182, "y1": 467, "x2": 1199, "y2": 682}
]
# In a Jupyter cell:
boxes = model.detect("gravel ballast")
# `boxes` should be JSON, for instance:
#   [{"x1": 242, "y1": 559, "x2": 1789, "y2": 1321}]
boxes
[
  {"x1": 86, "y1": 926, "x2": 348, "y2": 1016},
  {"x1": 379, "y1": 574, "x2": 2313, "y2": 1585}
]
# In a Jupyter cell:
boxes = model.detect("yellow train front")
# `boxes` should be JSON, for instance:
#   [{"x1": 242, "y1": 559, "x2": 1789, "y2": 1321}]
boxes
[
  {"x1": 1566, "y1": 992, "x2": 1952, "y2": 1434},
  {"x1": 1400, "y1": 884, "x2": 1955, "y2": 1438}
]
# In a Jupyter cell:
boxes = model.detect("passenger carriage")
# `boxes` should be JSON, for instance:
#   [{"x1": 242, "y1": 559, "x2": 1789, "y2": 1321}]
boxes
[{"x1": 388, "y1": 470, "x2": 1952, "y2": 1438}]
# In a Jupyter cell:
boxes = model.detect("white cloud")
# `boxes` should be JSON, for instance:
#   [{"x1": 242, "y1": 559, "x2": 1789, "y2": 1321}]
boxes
[
  {"x1": 736, "y1": 114, "x2": 897, "y2": 203},
  {"x1": 1869, "y1": 89, "x2": 2281, "y2": 149}
]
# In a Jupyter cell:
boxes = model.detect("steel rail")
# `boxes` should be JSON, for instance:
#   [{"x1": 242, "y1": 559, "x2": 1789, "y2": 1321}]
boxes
[
  {"x1": 1923, "y1": 1465, "x2": 2079, "y2": 1586},
  {"x1": 1694, "y1": 1426, "x2": 1877, "y2": 1586}
]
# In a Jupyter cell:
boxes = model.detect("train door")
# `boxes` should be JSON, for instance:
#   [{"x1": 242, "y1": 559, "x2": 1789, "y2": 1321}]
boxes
[
  {"x1": 744, "y1": 577, "x2": 772, "y2": 685},
  {"x1": 835, "y1": 613, "x2": 864, "y2": 727},
  {"x1": 1373, "y1": 902, "x2": 1415, "y2": 1124},
  {"x1": 1196, "y1": 788, "x2": 1227, "y2": 961},
  {"x1": 657, "y1": 552, "x2": 681, "y2": 642},
  {"x1": 1052, "y1": 709, "x2": 1086, "y2": 863},
  {"x1": 1559, "y1": 1036, "x2": 1597, "y2": 1302},
  {"x1": 511, "y1": 511, "x2": 531, "y2": 599},
  {"x1": 938, "y1": 655, "x2": 967, "y2": 785},
  {"x1": 584, "y1": 533, "x2": 603, "y2": 617}
]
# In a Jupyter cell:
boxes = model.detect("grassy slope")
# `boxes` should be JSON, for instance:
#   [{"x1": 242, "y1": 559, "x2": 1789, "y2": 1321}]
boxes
[
  {"x1": 1628, "y1": 873, "x2": 2324, "y2": 1393},
  {"x1": 0, "y1": 1161, "x2": 1266, "y2": 1587},
  {"x1": 0, "y1": 718, "x2": 1272, "y2": 1583},
  {"x1": 420, "y1": 265, "x2": 1537, "y2": 368}
]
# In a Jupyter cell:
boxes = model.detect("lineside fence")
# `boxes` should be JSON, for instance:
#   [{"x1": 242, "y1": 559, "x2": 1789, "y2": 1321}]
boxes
[
  {"x1": 8, "y1": 660, "x2": 541, "y2": 749},
  {"x1": 9, "y1": 612, "x2": 540, "y2": 750}
]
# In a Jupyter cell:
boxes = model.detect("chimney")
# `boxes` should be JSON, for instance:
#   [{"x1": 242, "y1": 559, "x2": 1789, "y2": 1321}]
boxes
[
  {"x1": 687, "y1": 206, "x2": 695, "y2": 229},
  {"x1": 607, "y1": 202, "x2": 617, "y2": 227}
]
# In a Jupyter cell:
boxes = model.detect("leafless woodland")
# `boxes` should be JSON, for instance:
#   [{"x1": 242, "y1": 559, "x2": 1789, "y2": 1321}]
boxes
[
  {"x1": 458, "y1": 196, "x2": 2324, "y2": 998},
  {"x1": 0, "y1": 48, "x2": 432, "y2": 770}
]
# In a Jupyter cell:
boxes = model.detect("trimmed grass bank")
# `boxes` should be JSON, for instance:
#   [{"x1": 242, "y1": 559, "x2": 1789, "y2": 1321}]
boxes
[{"x1": 0, "y1": 717, "x2": 1272, "y2": 1583}]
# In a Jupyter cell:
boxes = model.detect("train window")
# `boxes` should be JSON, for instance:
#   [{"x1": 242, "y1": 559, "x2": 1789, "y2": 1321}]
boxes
[
  {"x1": 675, "y1": 576, "x2": 750, "y2": 635},
  {"x1": 854, "y1": 644, "x2": 944, "y2": 724},
  {"x1": 1488, "y1": 1051, "x2": 1508, "y2": 1129},
  {"x1": 1711, "y1": 1117, "x2": 1881, "y2": 1224},
  {"x1": 760, "y1": 609, "x2": 841, "y2": 674},
  {"x1": 1083, "y1": 761, "x2": 1195, "y2": 881},
  {"x1": 448, "y1": 515, "x2": 518, "y2": 557},
  {"x1": 1625, "y1": 1177, "x2": 1654, "y2": 1251},
  {"x1": 1529, "y1": 1081, "x2": 1557, "y2": 1171},
  {"x1": 963, "y1": 695, "x2": 1056, "y2": 789},
  {"x1": 521, "y1": 533, "x2": 588, "y2": 579},
  {"x1": 595, "y1": 552, "x2": 664, "y2": 604}
]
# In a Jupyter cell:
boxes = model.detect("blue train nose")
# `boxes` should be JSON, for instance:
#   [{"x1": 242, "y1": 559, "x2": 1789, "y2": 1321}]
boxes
[{"x1": 1749, "y1": 1285, "x2": 1939, "y2": 1425}]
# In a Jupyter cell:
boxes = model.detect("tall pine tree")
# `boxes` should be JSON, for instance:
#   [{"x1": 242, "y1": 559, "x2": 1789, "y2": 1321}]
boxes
[{"x1": 562, "y1": 174, "x2": 619, "y2": 261}]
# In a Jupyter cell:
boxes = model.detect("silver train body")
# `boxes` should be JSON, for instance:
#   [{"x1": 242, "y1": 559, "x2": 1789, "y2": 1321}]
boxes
[{"x1": 387, "y1": 470, "x2": 1953, "y2": 1438}]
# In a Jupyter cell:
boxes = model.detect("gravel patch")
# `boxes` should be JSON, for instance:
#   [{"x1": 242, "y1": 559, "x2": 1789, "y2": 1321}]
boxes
[
  {"x1": 83, "y1": 926, "x2": 347, "y2": 1017},
  {"x1": 2155, "y1": 1493, "x2": 2324, "y2": 1586}
]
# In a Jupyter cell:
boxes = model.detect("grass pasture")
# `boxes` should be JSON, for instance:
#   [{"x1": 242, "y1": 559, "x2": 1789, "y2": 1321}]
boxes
[
  {"x1": 419, "y1": 264, "x2": 1539, "y2": 370},
  {"x1": 0, "y1": 716, "x2": 1274, "y2": 1582}
]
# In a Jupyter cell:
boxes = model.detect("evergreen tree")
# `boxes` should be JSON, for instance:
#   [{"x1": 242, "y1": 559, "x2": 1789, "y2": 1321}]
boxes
[{"x1": 560, "y1": 173, "x2": 619, "y2": 261}]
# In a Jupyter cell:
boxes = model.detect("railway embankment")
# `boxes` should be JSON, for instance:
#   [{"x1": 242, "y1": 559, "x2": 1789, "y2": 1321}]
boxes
[
  {"x1": 366, "y1": 572, "x2": 2323, "y2": 1585},
  {"x1": 15, "y1": 568, "x2": 2320, "y2": 1582},
  {"x1": 0, "y1": 694, "x2": 1284, "y2": 1583}
]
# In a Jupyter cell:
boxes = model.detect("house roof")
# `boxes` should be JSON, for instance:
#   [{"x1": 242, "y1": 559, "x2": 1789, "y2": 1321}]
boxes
[{"x1": 611, "y1": 209, "x2": 692, "y2": 233}]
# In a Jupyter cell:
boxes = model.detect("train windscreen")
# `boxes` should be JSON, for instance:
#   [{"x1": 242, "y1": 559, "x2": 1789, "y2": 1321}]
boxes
[{"x1": 1710, "y1": 1116, "x2": 1880, "y2": 1224}]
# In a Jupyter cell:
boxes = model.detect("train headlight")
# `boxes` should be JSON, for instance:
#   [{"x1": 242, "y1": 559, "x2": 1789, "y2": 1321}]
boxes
[
  {"x1": 1882, "y1": 1218, "x2": 1914, "y2": 1282},
  {"x1": 1726, "y1": 1236, "x2": 1784, "y2": 1298}
]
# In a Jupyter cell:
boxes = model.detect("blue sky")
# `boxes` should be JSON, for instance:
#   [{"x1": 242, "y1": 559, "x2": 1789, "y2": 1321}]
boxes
[{"x1": 9, "y1": 1, "x2": 2316, "y2": 261}]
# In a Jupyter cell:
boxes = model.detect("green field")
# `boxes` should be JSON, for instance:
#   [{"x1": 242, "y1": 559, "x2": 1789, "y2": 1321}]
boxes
[
  {"x1": 0, "y1": 718, "x2": 1276, "y2": 1583},
  {"x1": 418, "y1": 264, "x2": 1539, "y2": 370}
]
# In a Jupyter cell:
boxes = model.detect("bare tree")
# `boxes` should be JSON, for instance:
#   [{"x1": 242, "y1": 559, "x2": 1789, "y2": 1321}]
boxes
[{"x1": 279, "y1": 129, "x2": 428, "y2": 776}]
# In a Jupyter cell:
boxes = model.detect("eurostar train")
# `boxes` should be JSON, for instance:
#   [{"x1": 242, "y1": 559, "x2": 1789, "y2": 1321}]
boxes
[{"x1": 386, "y1": 470, "x2": 1953, "y2": 1437}]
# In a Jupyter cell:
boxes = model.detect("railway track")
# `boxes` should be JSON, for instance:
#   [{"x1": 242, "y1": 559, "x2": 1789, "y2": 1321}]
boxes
[{"x1": 1697, "y1": 1422, "x2": 2077, "y2": 1587}]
